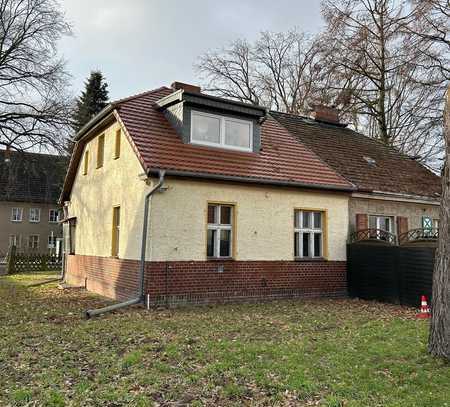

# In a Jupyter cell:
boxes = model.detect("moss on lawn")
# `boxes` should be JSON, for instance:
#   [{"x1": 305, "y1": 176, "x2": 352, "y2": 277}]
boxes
[{"x1": 1, "y1": 273, "x2": 449, "y2": 406}]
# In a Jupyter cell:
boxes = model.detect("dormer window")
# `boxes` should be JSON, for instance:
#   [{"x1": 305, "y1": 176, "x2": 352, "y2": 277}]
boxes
[{"x1": 191, "y1": 111, "x2": 253, "y2": 152}]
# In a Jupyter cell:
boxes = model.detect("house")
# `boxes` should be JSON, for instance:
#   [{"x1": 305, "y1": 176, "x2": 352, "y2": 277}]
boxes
[
  {"x1": 271, "y1": 109, "x2": 441, "y2": 243},
  {"x1": 0, "y1": 150, "x2": 67, "y2": 255},
  {"x1": 60, "y1": 82, "x2": 354, "y2": 303},
  {"x1": 60, "y1": 82, "x2": 440, "y2": 305}
]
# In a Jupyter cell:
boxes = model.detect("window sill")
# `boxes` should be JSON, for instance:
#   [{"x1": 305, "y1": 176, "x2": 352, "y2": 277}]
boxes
[
  {"x1": 207, "y1": 257, "x2": 235, "y2": 262},
  {"x1": 294, "y1": 257, "x2": 327, "y2": 262}
]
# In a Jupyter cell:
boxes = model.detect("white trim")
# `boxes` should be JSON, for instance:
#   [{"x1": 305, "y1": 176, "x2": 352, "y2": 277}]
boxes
[
  {"x1": 352, "y1": 191, "x2": 439, "y2": 206},
  {"x1": 190, "y1": 110, "x2": 253, "y2": 152}
]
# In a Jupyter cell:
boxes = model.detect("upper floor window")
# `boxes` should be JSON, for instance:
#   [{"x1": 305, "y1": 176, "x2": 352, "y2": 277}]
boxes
[
  {"x1": 294, "y1": 210, "x2": 324, "y2": 259},
  {"x1": 114, "y1": 129, "x2": 121, "y2": 159},
  {"x1": 29, "y1": 208, "x2": 40, "y2": 223},
  {"x1": 191, "y1": 111, "x2": 253, "y2": 152},
  {"x1": 83, "y1": 150, "x2": 89, "y2": 175},
  {"x1": 49, "y1": 209, "x2": 59, "y2": 223},
  {"x1": 207, "y1": 204, "x2": 234, "y2": 258},
  {"x1": 11, "y1": 207, "x2": 23, "y2": 222},
  {"x1": 97, "y1": 134, "x2": 105, "y2": 168}
]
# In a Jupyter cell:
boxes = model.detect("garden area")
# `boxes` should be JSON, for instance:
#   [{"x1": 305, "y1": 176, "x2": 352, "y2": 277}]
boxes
[{"x1": 1, "y1": 273, "x2": 449, "y2": 406}]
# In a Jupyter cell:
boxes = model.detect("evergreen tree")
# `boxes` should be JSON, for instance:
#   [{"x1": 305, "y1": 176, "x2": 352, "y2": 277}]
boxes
[{"x1": 72, "y1": 71, "x2": 109, "y2": 133}]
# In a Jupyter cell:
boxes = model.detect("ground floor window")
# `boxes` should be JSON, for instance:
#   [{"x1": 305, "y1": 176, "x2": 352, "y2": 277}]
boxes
[
  {"x1": 294, "y1": 210, "x2": 324, "y2": 259},
  {"x1": 28, "y1": 235, "x2": 39, "y2": 250},
  {"x1": 112, "y1": 206, "x2": 120, "y2": 257},
  {"x1": 48, "y1": 235, "x2": 57, "y2": 249},
  {"x1": 9, "y1": 235, "x2": 21, "y2": 248},
  {"x1": 369, "y1": 215, "x2": 394, "y2": 239},
  {"x1": 207, "y1": 203, "x2": 234, "y2": 258}
]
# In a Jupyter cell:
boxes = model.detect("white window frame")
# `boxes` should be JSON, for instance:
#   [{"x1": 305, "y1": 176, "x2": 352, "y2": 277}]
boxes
[
  {"x1": 369, "y1": 214, "x2": 395, "y2": 239},
  {"x1": 28, "y1": 235, "x2": 39, "y2": 250},
  {"x1": 11, "y1": 207, "x2": 23, "y2": 222},
  {"x1": 29, "y1": 208, "x2": 41, "y2": 223},
  {"x1": 190, "y1": 110, "x2": 253, "y2": 152},
  {"x1": 207, "y1": 204, "x2": 233, "y2": 258},
  {"x1": 48, "y1": 235, "x2": 57, "y2": 249},
  {"x1": 9, "y1": 235, "x2": 21, "y2": 248},
  {"x1": 294, "y1": 210, "x2": 324, "y2": 259},
  {"x1": 49, "y1": 209, "x2": 59, "y2": 223}
]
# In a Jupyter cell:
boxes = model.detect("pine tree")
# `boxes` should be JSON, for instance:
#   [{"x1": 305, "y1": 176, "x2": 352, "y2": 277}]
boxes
[{"x1": 72, "y1": 71, "x2": 109, "y2": 133}]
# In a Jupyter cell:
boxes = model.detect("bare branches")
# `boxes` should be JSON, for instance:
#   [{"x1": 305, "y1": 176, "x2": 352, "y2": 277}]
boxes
[
  {"x1": 0, "y1": 0, "x2": 72, "y2": 154},
  {"x1": 196, "y1": 30, "x2": 328, "y2": 115}
]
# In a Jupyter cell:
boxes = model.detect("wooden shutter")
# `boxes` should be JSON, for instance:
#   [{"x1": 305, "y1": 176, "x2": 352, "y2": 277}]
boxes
[
  {"x1": 356, "y1": 214, "x2": 368, "y2": 231},
  {"x1": 397, "y1": 216, "x2": 409, "y2": 238}
]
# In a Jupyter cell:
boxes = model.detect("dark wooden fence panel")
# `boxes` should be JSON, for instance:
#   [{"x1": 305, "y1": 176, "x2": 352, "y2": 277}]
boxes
[
  {"x1": 398, "y1": 247, "x2": 434, "y2": 307},
  {"x1": 347, "y1": 243, "x2": 435, "y2": 308}
]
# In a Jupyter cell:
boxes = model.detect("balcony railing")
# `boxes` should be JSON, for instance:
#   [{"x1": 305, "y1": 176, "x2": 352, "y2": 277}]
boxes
[
  {"x1": 349, "y1": 229, "x2": 397, "y2": 245},
  {"x1": 398, "y1": 228, "x2": 439, "y2": 245}
]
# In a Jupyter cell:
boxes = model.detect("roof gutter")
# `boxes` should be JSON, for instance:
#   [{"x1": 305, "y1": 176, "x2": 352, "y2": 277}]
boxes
[
  {"x1": 148, "y1": 168, "x2": 355, "y2": 192},
  {"x1": 85, "y1": 170, "x2": 166, "y2": 318}
]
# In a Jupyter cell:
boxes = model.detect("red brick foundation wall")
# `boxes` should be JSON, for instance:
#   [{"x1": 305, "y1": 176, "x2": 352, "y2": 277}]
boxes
[{"x1": 66, "y1": 255, "x2": 347, "y2": 305}]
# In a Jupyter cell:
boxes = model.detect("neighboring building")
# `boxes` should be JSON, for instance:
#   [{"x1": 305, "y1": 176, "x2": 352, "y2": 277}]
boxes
[
  {"x1": 0, "y1": 150, "x2": 67, "y2": 254},
  {"x1": 272, "y1": 109, "x2": 441, "y2": 243},
  {"x1": 61, "y1": 83, "x2": 354, "y2": 302},
  {"x1": 60, "y1": 82, "x2": 440, "y2": 304}
]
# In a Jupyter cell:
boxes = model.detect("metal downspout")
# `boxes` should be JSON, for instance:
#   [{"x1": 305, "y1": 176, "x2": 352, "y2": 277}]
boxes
[{"x1": 85, "y1": 170, "x2": 166, "y2": 318}]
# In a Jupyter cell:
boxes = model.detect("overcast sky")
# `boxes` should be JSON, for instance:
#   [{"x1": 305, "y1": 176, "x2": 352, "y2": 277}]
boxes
[{"x1": 60, "y1": 0, "x2": 324, "y2": 101}]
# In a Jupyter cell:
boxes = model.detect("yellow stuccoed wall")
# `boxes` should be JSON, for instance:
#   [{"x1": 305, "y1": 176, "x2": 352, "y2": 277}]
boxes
[
  {"x1": 67, "y1": 120, "x2": 154, "y2": 260},
  {"x1": 68, "y1": 119, "x2": 350, "y2": 262},
  {"x1": 149, "y1": 179, "x2": 349, "y2": 261}
]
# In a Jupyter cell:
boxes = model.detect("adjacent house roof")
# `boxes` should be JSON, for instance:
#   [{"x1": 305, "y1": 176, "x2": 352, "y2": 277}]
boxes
[
  {"x1": 60, "y1": 87, "x2": 353, "y2": 201},
  {"x1": 0, "y1": 150, "x2": 67, "y2": 204},
  {"x1": 271, "y1": 111, "x2": 441, "y2": 199}
]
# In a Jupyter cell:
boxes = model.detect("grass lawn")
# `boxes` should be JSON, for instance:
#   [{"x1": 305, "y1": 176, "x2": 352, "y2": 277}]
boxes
[{"x1": 1, "y1": 274, "x2": 449, "y2": 406}]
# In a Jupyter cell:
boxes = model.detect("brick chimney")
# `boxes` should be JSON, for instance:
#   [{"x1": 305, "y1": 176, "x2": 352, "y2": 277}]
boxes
[
  {"x1": 311, "y1": 105, "x2": 340, "y2": 125},
  {"x1": 171, "y1": 81, "x2": 201, "y2": 94}
]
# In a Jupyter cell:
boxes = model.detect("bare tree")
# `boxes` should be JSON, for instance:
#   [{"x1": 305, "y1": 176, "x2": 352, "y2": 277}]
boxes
[
  {"x1": 429, "y1": 84, "x2": 450, "y2": 359},
  {"x1": 0, "y1": 0, "x2": 72, "y2": 153},
  {"x1": 196, "y1": 30, "x2": 329, "y2": 115},
  {"x1": 406, "y1": 0, "x2": 449, "y2": 80},
  {"x1": 320, "y1": 0, "x2": 447, "y2": 167}
]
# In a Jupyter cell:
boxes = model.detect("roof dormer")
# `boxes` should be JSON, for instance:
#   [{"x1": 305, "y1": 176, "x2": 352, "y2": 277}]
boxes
[{"x1": 156, "y1": 82, "x2": 267, "y2": 153}]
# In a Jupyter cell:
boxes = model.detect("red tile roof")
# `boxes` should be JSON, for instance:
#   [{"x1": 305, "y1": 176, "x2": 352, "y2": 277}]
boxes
[
  {"x1": 114, "y1": 87, "x2": 352, "y2": 189},
  {"x1": 60, "y1": 87, "x2": 354, "y2": 202},
  {"x1": 271, "y1": 111, "x2": 441, "y2": 199}
]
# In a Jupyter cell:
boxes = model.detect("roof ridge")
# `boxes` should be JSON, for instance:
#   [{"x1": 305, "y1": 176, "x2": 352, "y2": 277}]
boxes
[{"x1": 113, "y1": 86, "x2": 172, "y2": 105}]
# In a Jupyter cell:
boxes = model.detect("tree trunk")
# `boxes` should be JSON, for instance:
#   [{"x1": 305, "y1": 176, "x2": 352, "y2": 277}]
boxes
[{"x1": 428, "y1": 85, "x2": 450, "y2": 359}]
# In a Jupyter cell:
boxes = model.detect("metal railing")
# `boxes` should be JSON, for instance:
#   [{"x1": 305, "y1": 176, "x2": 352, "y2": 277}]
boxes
[
  {"x1": 349, "y1": 228, "x2": 397, "y2": 245},
  {"x1": 398, "y1": 228, "x2": 439, "y2": 245}
]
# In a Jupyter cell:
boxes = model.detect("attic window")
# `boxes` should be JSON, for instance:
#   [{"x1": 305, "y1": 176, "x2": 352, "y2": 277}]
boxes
[
  {"x1": 363, "y1": 156, "x2": 377, "y2": 167},
  {"x1": 191, "y1": 111, "x2": 253, "y2": 152}
]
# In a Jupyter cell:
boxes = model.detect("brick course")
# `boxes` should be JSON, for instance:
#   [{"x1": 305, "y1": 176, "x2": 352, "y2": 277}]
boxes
[{"x1": 66, "y1": 255, "x2": 347, "y2": 305}]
